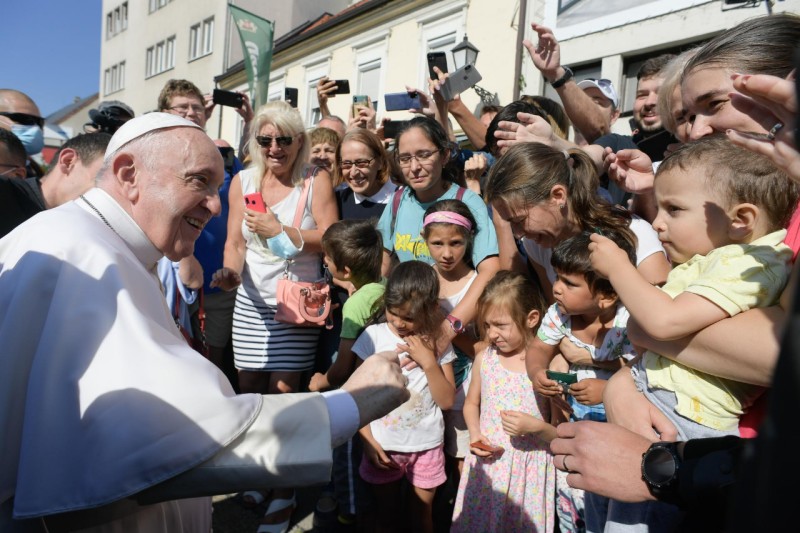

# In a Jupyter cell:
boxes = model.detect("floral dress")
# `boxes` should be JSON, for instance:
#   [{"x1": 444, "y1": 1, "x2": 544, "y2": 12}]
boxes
[{"x1": 451, "y1": 346, "x2": 556, "y2": 532}]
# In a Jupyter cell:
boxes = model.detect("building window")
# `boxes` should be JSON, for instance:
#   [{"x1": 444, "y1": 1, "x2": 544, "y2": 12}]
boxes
[
  {"x1": 189, "y1": 17, "x2": 214, "y2": 60},
  {"x1": 104, "y1": 61, "x2": 126, "y2": 95},
  {"x1": 149, "y1": 0, "x2": 171, "y2": 14},
  {"x1": 106, "y1": 2, "x2": 128, "y2": 40},
  {"x1": 353, "y1": 36, "x2": 387, "y2": 113},
  {"x1": 419, "y1": 8, "x2": 465, "y2": 89},
  {"x1": 305, "y1": 61, "x2": 330, "y2": 126},
  {"x1": 146, "y1": 35, "x2": 176, "y2": 78}
]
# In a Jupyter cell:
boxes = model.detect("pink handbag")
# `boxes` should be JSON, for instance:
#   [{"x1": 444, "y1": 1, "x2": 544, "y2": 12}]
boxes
[{"x1": 273, "y1": 172, "x2": 333, "y2": 328}]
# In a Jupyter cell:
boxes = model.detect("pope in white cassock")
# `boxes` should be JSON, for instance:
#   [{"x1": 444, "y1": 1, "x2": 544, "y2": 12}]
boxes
[{"x1": 0, "y1": 113, "x2": 408, "y2": 532}]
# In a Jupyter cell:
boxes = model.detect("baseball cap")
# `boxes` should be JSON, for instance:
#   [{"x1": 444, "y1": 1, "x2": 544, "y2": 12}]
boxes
[{"x1": 577, "y1": 78, "x2": 619, "y2": 109}]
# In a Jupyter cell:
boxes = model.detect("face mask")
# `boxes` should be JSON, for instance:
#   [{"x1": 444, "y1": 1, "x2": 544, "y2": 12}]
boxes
[
  {"x1": 12, "y1": 124, "x2": 44, "y2": 155},
  {"x1": 266, "y1": 230, "x2": 303, "y2": 259}
]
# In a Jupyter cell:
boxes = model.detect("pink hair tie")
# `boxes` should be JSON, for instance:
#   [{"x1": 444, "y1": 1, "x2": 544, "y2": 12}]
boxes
[{"x1": 423, "y1": 211, "x2": 473, "y2": 231}]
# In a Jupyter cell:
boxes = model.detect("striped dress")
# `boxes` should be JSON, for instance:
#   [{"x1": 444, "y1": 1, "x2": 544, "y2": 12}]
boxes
[{"x1": 232, "y1": 168, "x2": 323, "y2": 372}]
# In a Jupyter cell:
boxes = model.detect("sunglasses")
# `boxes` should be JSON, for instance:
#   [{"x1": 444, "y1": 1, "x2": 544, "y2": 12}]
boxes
[
  {"x1": 0, "y1": 112, "x2": 44, "y2": 129},
  {"x1": 256, "y1": 135, "x2": 295, "y2": 148},
  {"x1": 585, "y1": 78, "x2": 613, "y2": 88}
]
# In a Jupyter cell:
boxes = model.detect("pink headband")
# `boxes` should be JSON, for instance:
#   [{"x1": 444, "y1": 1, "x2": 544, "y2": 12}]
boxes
[{"x1": 423, "y1": 211, "x2": 473, "y2": 231}]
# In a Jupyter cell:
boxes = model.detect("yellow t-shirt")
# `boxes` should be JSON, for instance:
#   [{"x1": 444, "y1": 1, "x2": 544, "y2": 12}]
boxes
[{"x1": 644, "y1": 229, "x2": 791, "y2": 431}]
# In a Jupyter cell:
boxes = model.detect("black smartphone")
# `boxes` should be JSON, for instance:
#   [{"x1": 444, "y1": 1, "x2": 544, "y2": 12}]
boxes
[
  {"x1": 427, "y1": 51, "x2": 448, "y2": 80},
  {"x1": 284, "y1": 87, "x2": 298, "y2": 108},
  {"x1": 332, "y1": 79, "x2": 351, "y2": 95},
  {"x1": 212, "y1": 89, "x2": 243, "y2": 108},
  {"x1": 384, "y1": 91, "x2": 421, "y2": 111},
  {"x1": 384, "y1": 120, "x2": 410, "y2": 139}
]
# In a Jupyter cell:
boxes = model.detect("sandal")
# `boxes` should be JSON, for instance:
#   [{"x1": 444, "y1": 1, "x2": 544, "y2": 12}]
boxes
[
  {"x1": 256, "y1": 493, "x2": 296, "y2": 533},
  {"x1": 241, "y1": 490, "x2": 267, "y2": 508}
]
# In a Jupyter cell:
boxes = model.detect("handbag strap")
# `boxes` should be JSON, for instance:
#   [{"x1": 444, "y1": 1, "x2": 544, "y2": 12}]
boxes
[{"x1": 284, "y1": 169, "x2": 315, "y2": 276}]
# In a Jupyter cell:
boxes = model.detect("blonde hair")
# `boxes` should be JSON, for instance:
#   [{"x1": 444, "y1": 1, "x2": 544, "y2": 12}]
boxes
[
  {"x1": 476, "y1": 271, "x2": 546, "y2": 342},
  {"x1": 248, "y1": 101, "x2": 310, "y2": 187},
  {"x1": 656, "y1": 49, "x2": 698, "y2": 136}
]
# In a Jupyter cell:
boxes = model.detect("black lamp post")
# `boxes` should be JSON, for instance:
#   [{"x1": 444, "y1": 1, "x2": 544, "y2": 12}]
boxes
[
  {"x1": 451, "y1": 34, "x2": 479, "y2": 69},
  {"x1": 450, "y1": 34, "x2": 498, "y2": 106}
]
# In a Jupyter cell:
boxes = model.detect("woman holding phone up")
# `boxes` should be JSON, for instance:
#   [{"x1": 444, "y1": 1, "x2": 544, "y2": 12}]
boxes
[{"x1": 212, "y1": 101, "x2": 337, "y2": 531}]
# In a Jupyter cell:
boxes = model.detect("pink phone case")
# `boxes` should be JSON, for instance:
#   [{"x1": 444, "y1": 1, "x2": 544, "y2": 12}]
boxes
[{"x1": 243, "y1": 193, "x2": 266, "y2": 213}]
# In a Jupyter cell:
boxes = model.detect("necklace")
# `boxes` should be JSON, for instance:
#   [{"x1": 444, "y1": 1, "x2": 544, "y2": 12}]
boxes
[{"x1": 80, "y1": 195, "x2": 118, "y2": 237}]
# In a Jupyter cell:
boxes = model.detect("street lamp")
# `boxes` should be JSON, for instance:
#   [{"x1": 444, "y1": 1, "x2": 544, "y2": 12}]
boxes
[
  {"x1": 451, "y1": 35, "x2": 479, "y2": 69},
  {"x1": 450, "y1": 35, "x2": 498, "y2": 106}
]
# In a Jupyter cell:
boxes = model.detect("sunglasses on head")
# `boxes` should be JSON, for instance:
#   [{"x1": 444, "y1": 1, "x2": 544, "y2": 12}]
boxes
[
  {"x1": 586, "y1": 78, "x2": 613, "y2": 88},
  {"x1": 256, "y1": 135, "x2": 295, "y2": 148},
  {"x1": 0, "y1": 112, "x2": 44, "y2": 129}
]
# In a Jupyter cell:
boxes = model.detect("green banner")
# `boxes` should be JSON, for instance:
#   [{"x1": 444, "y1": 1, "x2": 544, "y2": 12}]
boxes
[{"x1": 228, "y1": 4, "x2": 274, "y2": 108}]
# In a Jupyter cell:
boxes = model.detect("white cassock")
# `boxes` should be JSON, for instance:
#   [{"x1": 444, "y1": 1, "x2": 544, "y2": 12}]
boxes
[{"x1": 0, "y1": 188, "x2": 336, "y2": 532}]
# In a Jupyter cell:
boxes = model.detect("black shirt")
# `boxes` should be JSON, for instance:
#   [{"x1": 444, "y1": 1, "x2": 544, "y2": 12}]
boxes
[{"x1": 0, "y1": 176, "x2": 46, "y2": 238}]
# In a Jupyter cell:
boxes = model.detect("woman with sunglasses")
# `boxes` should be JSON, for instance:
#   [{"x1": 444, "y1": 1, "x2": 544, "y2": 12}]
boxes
[
  {"x1": 212, "y1": 100, "x2": 337, "y2": 532},
  {"x1": 377, "y1": 116, "x2": 500, "y2": 349}
]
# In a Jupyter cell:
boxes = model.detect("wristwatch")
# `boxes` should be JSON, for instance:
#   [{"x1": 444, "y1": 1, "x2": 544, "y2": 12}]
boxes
[
  {"x1": 446, "y1": 314, "x2": 466, "y2": 334},
  {"x1": 550, "y1": 66, "x2": 574, "y2": 89},
  {"x1": 641, "y1": 441, "x2": 682, "y2": 503}
]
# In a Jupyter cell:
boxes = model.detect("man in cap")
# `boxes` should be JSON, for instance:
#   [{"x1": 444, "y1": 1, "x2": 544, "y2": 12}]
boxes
[
  {"x1": 0, "y1": 113, "x2": 408, "y2": 532},
  {"x1": 525, "y1": 23, "x2": 620, "y2": 144},
  {"x1": 85, "y1": 100, "x2": 135, "y2": 135}
]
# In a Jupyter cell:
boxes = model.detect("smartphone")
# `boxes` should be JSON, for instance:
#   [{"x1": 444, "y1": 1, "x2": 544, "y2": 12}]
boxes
[
  {"x1": 546, "y1": 370, "x2": 578, "y2": 388},
  {"x1": 384, "y1": 91, "x2": 421, "y2": 112},
  {"x1": 470, "y1": 441, "x2": 505, "y2": 455},
  {"x1": 352, "y1": 95, "x2": 371, "y2": 118},
  {"x1": 284, "y1": 87, "x2": 298, "y2": 108},
  {"x1": 243, "y1": 193, "x2": 266, "y2": 213},
  {"x1": 212, "y1": 89, "x2": 244, "y2": 108},
  {"x1": 383, "y1": 120, "x2": 410, "y2": 139},
  {"x1": 332, "y1": 79, "x2": 351, "y2": 95},
  {"x1": 440, "y1": 63, "x2": 483, "y2": 101},
  {"x1": 427, "y1": 51, "x2": 448, "y2": 80}
]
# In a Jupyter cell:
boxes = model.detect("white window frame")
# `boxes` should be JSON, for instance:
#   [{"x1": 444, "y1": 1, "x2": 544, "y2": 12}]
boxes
[
  {"x1": 304, "y1": 58, "x2": 331, "y2": 127},
  {"x1": 353, "y1": 35, "x2": 388, "y2": 113},
  {"x1": 145, "y1": 35, "x2": 176, "y2": 78},
  {"x1": 105, "y1": 2, "x2": 128, "y2": 40},
  {"x1": 267, "y1": 73, "x2": 286, "y2": 103},
  {"x1": 418, "y1": 6, "x2": 466, "y2": 89},
  {"x1": 104, "y1": 60, "x2": 126, "y2": 95},
  {"x1": 190, "y1": 16, "x2": 214, "y2": 60},
  {"x1": 149, "y1": 0, "x2": 170, "y2": 14}
]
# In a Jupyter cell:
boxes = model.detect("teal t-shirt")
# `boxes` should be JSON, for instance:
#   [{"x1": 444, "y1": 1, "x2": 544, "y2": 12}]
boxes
[
  {"x1": 341, "y1": 281, "x2": 385, "y2": 339},
  {"x1": 376, "y1": 183, "x2": 498, "y2": 267}
]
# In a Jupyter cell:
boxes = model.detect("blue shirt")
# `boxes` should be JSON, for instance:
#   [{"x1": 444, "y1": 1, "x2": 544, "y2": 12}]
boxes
[
  {"x1": 376, "y1": 181, "x2": 498, "y2": 267},
  {"x1": 194, "y1": 154, "x2": 244, "y2": 293}
]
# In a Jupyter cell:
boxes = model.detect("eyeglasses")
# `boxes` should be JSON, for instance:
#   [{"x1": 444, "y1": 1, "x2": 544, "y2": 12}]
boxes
[
  {"x1": 397, "y1": 150, "x2": 440, "y2": 166},
  {"x1": 586, "y1": 78, "x2": 613, "y2": 88},
  {"x1": 0, "y1": 112, "x2": 44, "y2": 129},
  {"x1": 256, "y1": 135, "x2": 295, "y2": 148},
  {"x1": 341, "y1": 157, "x2": 375, "y2": 170},
  {"x1": 168, "y1": 104, "x2": 205, "y2": 116}
]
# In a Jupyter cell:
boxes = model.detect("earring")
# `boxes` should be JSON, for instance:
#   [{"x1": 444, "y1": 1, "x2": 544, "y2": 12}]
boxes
[{"x1": 559, "y1": 203, "x2": 565, "y2": 210}]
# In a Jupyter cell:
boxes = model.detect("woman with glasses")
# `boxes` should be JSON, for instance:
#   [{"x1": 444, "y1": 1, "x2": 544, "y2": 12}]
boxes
[
  {"x1": 335, "y1": 128, "x2": 398, "y2": 221},
  {"x1": 212, "y1": 100, "x2": 337, "y2": 531},
  {"x1": 376, "y1": 116, "x2": 500, "y2": 347}
]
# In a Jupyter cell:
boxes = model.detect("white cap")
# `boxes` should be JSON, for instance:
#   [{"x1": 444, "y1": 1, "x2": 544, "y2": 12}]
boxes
[
  {"x1": 104, "y1": 112, "x2": 202, "y2": 161},
  {"x1": 577, "y1": 79, "x2": 619, "y2": 109}
]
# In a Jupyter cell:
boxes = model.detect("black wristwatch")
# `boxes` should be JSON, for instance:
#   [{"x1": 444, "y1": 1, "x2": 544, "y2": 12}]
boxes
[
  {"x1": 641, "y1": 441, "x2": 682, "y2": 503},
  {"x1": 550, "y1": 66, "x2": 574, "y2": 89}
]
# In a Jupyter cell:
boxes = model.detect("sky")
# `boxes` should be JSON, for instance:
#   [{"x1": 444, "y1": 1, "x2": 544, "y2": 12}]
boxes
[{"x1": 1, "y1": 0, "x2": 102, "y2": 117}]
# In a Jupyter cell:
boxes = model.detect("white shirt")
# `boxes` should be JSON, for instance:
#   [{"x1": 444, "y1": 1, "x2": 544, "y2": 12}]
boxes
[{"x1": 353, "y1": 323, "x2": 455, "y2": 452}]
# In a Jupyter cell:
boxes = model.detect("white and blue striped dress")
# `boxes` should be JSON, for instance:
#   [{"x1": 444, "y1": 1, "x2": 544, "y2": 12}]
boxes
[{"x1": 232, "y1": 168, "x2": 323, "y2": 372}]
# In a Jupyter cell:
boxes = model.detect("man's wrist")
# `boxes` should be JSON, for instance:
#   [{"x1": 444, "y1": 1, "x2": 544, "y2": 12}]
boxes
[
  {"x1": 545, "y1": 66, "x2": 565, "y2": 84},
  {"x1": 550, "y1": 66, "x2": 574, "y2": 89}
]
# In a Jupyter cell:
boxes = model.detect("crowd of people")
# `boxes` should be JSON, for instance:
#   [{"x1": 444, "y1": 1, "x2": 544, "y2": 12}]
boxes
[{"x1": 1, "y1": 11, "x2": 799, "y2": 533}]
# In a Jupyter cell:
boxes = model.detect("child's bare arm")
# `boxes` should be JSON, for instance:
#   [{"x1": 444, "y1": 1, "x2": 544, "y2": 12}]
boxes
[
  {"x1": 589, "y1": 234, "x2": 729, "y2": 340},
  {"x1": 603, "y1": 365, "x2": 678, "y2": 441},
  {"x1": 527, "y1": 337, "x2": 563, "y2": 396},
  {"x1": 500, "y1": 410, "x2": 557, "y2": 441},
  {"x1": 327, "y1": 339, "x2": 357, "y2": 388},
  {"x1": 463, "y1": 351, "x2": 495, "y2": 457}
]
